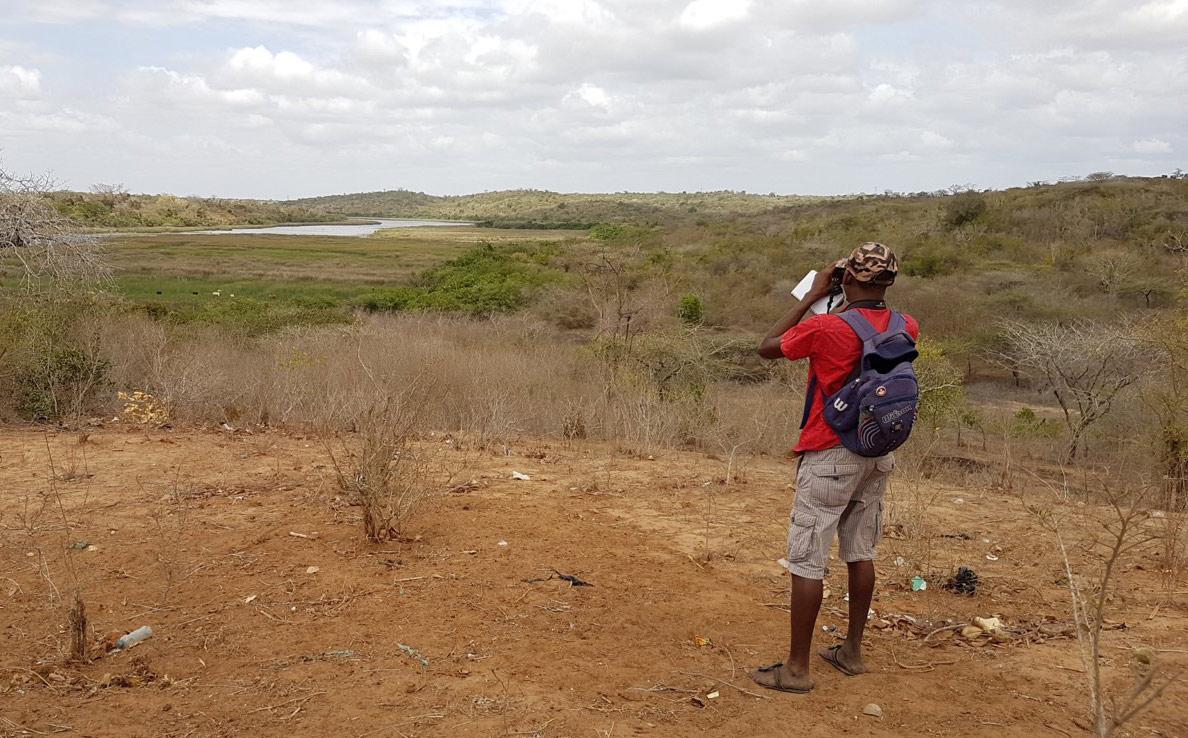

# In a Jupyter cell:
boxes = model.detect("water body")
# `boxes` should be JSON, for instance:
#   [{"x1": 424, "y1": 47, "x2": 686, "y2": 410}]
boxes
[{"x1": 193, "y1": 218, "x2": 469, "y2": 237}]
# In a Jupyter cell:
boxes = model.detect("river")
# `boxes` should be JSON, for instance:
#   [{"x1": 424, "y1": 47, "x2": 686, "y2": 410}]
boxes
[{"x1": 192, "y1": 218, "x2": 469, "y2": 237}]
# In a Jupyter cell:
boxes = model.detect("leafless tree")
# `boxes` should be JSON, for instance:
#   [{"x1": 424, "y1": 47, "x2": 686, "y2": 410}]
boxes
[
  {"x1": 993, "y1": 320, "x2": 1153, "y2": 461},
  {"x1": 0, "y1": 166, "x2": 109, "y2": 290}
]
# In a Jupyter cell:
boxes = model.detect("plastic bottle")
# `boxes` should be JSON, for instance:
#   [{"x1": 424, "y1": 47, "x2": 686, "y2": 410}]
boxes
[{"x1": 115, "y1": 626, "x2": 153, "y2": 650}]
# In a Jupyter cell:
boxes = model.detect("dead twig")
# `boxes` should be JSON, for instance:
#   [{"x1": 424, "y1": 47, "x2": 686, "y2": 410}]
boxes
[
  {"x1": 507, "y1": 717, "x2": 557, "y2": 735},
  {"x1": 923, "y1": 623, "x2": 968, "y2": 642},
  {"x1": 676, "y1": 671, "x2": 770, "y2": 700},
  {"x1": 249, "y1": 691, "x2": 326, "y2": 716}
]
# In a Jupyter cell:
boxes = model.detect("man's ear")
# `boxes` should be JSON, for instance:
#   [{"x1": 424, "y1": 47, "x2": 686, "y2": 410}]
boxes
[{"x1": 841, "y1": 271, "x2": 855, "y2": 286}]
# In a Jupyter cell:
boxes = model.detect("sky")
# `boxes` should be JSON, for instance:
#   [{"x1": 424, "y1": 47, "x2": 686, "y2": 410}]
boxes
[{"x1": 0, "y1": 0, "x2": 1185, "y2": 199}]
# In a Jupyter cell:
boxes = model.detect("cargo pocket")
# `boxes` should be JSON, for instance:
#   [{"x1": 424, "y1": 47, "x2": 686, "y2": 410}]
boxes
[
  {"x1": 787, "y1": 512, "x2": 818, "y2": 564},
  {"x1": 875, "y1": 453, "x2": 896, "y2": 474},
  {"x1": 809, "y1": 463, "x2": 862, "y2": 507}
]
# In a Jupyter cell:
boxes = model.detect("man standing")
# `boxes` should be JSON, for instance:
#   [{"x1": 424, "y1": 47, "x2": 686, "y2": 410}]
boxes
[{"x1": 750, "y1": 242, "x2": 918, "y2": 694}]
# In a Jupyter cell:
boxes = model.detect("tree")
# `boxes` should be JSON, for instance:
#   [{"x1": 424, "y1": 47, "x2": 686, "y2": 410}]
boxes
[
  {"x1": 993, "y1": 320, "x2": 1153, "y2": 461},
  {"x1": 0, "y1": 167, "x2": 108, "y2": 290}
]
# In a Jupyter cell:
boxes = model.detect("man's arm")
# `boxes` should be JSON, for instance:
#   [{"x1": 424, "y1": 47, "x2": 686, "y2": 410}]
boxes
[{"x1": 757, "y1": 267, "x2": 836, "y2": 359}]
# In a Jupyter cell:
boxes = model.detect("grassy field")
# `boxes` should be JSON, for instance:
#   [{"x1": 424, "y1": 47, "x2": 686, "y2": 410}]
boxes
[
  {"x1": 103, "y1": 226, "x2": 582, "y2": 298},
  {"x1": 28, "y1": 225, "x2": 584, "y2": 333}
]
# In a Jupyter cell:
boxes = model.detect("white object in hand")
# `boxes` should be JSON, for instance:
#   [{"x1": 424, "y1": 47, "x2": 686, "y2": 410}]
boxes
[{"x1": 791, "y1": 271, "x2": 842, "y2": 314}]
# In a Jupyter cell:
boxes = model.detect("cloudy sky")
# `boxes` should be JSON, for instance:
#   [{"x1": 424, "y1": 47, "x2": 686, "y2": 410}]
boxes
[{"x1": 1, "y1": 1, "x2": 1185, "y2": 198}]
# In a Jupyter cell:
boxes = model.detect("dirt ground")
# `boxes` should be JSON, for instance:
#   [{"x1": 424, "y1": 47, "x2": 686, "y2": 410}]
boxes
[{"x1": 1, "y1": 426, "x2": 1185, "y2": 738}]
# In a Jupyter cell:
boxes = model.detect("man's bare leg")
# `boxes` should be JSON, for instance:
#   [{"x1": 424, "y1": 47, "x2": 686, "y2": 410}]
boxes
[
  {"x1": 827, "y1": 559, "x2": 874, "y2": 674},
  {"x1": 779, "y1": 574, "x2": 824, "y2": 688}
]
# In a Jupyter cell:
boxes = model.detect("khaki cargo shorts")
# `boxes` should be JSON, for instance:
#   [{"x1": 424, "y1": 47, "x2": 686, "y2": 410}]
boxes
[{"x1": 786, "y1": 446, "x2": 895, "y2": 580}]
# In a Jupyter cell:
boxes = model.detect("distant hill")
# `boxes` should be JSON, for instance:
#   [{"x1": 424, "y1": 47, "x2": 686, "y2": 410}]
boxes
[
  {"x1": 49, "y1": 190, "x2": 334, "y2": 230},
  {"x1": 285, "y1": 188, "x2": 827, "y2": 225}
]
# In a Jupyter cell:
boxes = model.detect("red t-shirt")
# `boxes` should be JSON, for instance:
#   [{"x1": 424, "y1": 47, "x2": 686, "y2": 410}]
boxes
[{"x1": 781, "y1": 308, "x2": 920, "y2": 453}]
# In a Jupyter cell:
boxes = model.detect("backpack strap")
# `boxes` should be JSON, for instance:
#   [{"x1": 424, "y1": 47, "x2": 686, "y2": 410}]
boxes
[
  {"x1": 837, "y1": 310, "x2": 879, "y2": 344},
  {"x1": 799, "y1": 375, "x2": 817, "y2": 429},
  {"x1": 800, "y1": 312, "x2": 876, "y2": 430},
  {"x1": 888, "y1": 310, "x2": 907, "y2": 335}
]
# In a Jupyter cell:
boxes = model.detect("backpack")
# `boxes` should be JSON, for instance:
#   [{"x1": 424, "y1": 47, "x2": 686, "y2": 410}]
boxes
[{"x1": 801, "y1": 310, "x2": 920, "y2": 457}]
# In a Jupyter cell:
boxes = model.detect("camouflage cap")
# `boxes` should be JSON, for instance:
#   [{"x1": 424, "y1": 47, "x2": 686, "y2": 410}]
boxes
[{"x1": 837, "y1": 242, "x2": 898, "y2": 285}]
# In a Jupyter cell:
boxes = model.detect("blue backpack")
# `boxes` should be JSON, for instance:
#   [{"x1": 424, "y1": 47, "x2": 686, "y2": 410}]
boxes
[{"x1": 801, "y1": 310, "x2": 920, "y2": 457}]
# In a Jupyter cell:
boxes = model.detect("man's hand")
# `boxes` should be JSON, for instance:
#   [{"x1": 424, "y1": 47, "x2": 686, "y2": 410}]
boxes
[
  {"x1": 807, "y1": 262, "x2": 842, "y2": 300},
  {"x1": 756, "y1": 262, "x2": 842, "y2": 359}
]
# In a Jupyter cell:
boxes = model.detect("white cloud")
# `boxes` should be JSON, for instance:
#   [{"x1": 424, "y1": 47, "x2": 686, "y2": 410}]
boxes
[
  {"x1": 572, "y1": 83, "x2": 611, "y2": 108},
  {"x1": 0, "y1": 65, "x2": 42, "y2": 97},
  {"x1": 920, "y1": 131, "x2": 954, "y2": 148},
  {"x1": 679, "y1": 0, "x2": 752, "y2": 31},
  {"x1": 1132, "y1": 138, "x2": 1172, "y2": 154},
  {"x1": 220, "y1": 46, "x2": 375, "y2": 97},
  {"x1": 868, "y1": 83, "x2": 913, "y2": 105},
  {"x1": 2, "y1": 0, "x2": 1184, "y2": 196}
]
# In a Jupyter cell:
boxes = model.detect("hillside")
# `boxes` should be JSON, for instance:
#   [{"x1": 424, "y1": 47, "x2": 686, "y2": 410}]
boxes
[
  {"x1": 47, "y1": 190, "x2": 334, "y2": 230},
  {"x1": 287, "y1": 188, "x2": 827, "y2": 225}
]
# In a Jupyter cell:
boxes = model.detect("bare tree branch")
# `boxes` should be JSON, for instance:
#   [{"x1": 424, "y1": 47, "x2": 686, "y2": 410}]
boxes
[{"x1": 0, "y1": 166, "x2": 110, "y2": 291}]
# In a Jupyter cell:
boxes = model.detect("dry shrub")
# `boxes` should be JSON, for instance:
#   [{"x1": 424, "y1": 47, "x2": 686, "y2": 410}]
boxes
[
  {"x1": 1028, "y1": 469, "x2": 1183, "y2": 737},
  {"x1": 1155, "y1": 510, "x2": 1187, "y2": 595},
  {"x1": 329, "y1": 385, "x2": 447, "y2": 543}
]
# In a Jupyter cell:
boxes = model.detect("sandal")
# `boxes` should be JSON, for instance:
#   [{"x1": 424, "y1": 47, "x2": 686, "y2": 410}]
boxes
[
  {"x1": 818, "y1": 645, "x2": 861, "y2": 676},
  {"x1": 748, "y1": 663, "x2": 813, "y2": 694}
]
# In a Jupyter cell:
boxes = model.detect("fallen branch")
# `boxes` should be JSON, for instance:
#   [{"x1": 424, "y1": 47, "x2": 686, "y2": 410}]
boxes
[{"x1": 923, "y1": 623, "x2": 968, "y2": 642}]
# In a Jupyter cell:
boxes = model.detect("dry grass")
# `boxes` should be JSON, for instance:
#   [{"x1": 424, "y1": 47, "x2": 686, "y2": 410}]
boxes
[{"x1": 99, "y1": 313, "x2": 804, "y2": 457}]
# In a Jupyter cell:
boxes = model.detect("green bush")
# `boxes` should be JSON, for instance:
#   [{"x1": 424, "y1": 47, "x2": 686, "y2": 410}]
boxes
[
  {"x1": 942, "y1": 193, "x2": 987, "y2": 228},
  {"x1": 137, "y1": 297, "x2": 350, "y2": 335},
  {"x1": 0, "y1": 298, "x2": 112, "y2": 422},
  {"x1": 355, "y1": 243, "x2": 561, "y2": 316},
  {"x1": 1010, "y1": 407, "x2": 1060, "y2": 438},
  {"x1": 678, "y1": 293, "x2": 704, "y2": 324},
  {"x1": 16, "y1": 345, "x2": 110, "y2": 420},
  {"x1": 591, "y1": 224, "x2": 626, "y2": 240},
  {"x1": 915, "y1": 339, "x2": 964, "y2": 428}
]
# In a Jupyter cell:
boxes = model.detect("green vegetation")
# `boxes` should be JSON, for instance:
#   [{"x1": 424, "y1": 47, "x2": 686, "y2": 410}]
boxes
[
  {"x1": 353, "y1": 242, "x2": 563, "y2": 315},
  {"x1": 678, "y1": 293, "x2": 704, "y2": 325},
  {"x1": 48, "y1": 189, "x2": 332, "y2": 229},
  {"x1": 288, "y1": 188, "x2": 827, "y2": 226},
  {"x1": 24, "y1": 175, "x2": 1186, "y2": 349},
  {"x1": 0, "y1": 298, "x2": 112, "y2": 422}
]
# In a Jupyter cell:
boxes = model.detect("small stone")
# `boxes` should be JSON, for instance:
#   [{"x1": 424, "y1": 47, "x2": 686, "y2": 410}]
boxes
[
  {"x1": 961, "y1": 626, "x2": 985, "y2": 639},
  {"x1": 974, "y1": 616, "x2": 1004, "y2": 633},
  {"x1": 305, "y1": 566, "x2": 320, "y2": 574},
  {"x1": 862, "y1": 703, "x2": 883, "y2": 719}
]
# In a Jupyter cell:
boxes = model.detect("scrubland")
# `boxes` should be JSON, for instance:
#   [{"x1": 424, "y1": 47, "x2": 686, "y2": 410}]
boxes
[{"x1": 1, "y1": 172, "x2": 1186, "y2": 737}]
